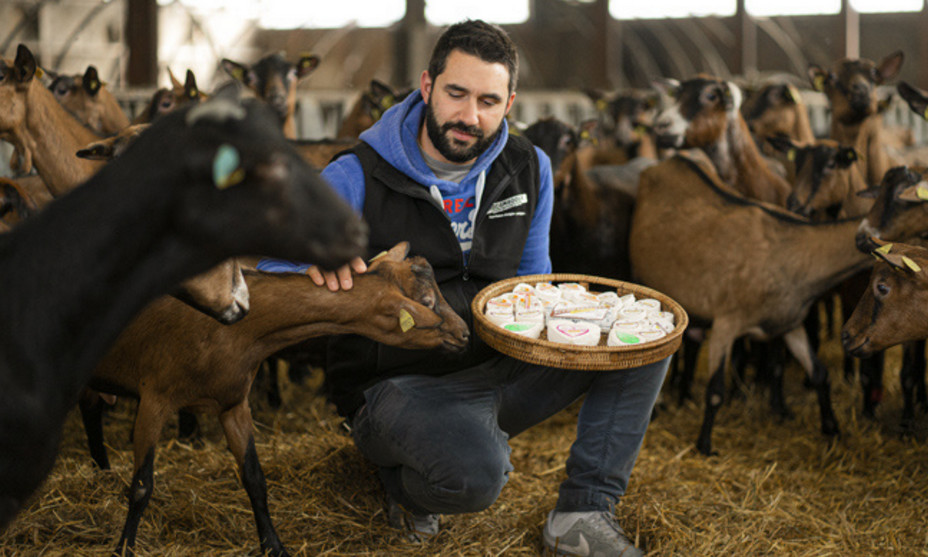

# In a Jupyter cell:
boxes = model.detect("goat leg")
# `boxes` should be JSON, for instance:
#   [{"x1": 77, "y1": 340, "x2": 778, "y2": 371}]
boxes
[
  {"x1": 114, "y1": 398, "x2": 167, "y2": 556},
  {"x1": 765, "y1": 338, "x2": 792, "y2": 420},
  {"x1": 78, "y1": 389, "x2": 110, "y2": 470},
  {"x1": 220, "y1": 400, "x2": 289, "y2": 557},
  {"x1": 696, "y1": 354, "x2": 726, "y2": 456},
  {"x1": 783, "y1": 326, "x2": 839, "y2": 437},
  {"x1": 113, "y1": 447, "x2": 155, "y2": 557},
  {"x1": 858, "y1": 351, "x2": 885, "y2": 419},
  {"x1": 900, "y1": 341, "x2": 925, "y2": 434},
  {"x1": 676, "y1": 332, "x2": 702, "y2": 406}
]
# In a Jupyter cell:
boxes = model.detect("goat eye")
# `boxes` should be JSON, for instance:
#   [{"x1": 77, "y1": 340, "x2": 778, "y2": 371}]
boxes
[
  {"x1": 705, "y1": 91, "x2": 718, "y2": 102},
  {"x1": 875, "y1": 282, "x2": 890, "y2": 297},
  {"x1": 422, "y1": 293, "x2": 436, "y2": 309}
]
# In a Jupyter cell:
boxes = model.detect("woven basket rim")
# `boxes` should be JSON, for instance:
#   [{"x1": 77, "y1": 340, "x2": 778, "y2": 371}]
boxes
[{"x1": 471, "y1": 273, "x2": 689, "y2": 370}]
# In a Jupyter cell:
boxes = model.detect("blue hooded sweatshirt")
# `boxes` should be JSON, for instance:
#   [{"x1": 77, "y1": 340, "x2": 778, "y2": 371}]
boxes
[{"x1": 257, "y1": 91, "x2": 553, "y2": 274}]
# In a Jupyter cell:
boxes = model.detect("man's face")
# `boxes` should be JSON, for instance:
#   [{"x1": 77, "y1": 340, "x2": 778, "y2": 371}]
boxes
[{"x1": 419, "y1": 49, "x2": 515, "y2": 165}]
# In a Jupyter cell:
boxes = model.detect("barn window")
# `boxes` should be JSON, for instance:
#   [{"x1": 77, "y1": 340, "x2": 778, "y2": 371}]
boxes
[
  {"x1": 609, "y1": 0, "x2": 736, "y2": 19},
  {"x1": 425, "y1": 0, "x2": 530, "y2": 25},
  {"x1": 745, "y1": 0, "x2": 840, "y2": 15},
  {"x1": 850, "y1": 0, "x2": 923, "y2": 11},
  {"x1": 159, "y1": 0, "x2": 407, "y2": 29}
]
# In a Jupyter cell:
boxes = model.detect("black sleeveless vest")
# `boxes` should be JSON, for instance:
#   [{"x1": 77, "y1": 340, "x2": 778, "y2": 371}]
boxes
[{"x1": 324, "y1": 135, "x2": 541, "y2": 416}]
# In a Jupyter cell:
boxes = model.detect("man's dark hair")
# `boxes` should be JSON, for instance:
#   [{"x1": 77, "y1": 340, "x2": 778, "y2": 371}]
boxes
[{"x1": 427, "y1": 20, "x2": 519, "y2": 94}]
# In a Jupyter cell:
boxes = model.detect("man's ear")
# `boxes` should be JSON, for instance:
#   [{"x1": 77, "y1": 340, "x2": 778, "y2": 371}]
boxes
[
  {"x1": 419, "y1": 69, "x2": 433, "y2": 105},
  {"x1": 504, "y1": 91, "x2": 516, "y2": 116}
]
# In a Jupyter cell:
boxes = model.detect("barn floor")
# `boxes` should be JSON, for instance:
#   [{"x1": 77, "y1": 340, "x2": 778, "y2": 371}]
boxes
[{"x1": 4, "y1": 308, "x2": 928, "y2": 556}]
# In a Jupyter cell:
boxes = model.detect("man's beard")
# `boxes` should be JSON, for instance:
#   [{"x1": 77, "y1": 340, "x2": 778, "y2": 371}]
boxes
[{"x1": 425, "y1": 100, "x2": 502, "y2": 163}]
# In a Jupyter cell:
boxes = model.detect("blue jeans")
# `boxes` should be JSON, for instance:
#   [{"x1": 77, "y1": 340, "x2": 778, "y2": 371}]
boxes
[{"x1": 350, "y1": 354, "x2": 670, "y2": 515}]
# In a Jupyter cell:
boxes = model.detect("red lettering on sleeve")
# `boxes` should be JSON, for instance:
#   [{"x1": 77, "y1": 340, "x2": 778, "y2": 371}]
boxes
[{"x1": 443, "y1": 199, "x2": 453, "y2": 213}]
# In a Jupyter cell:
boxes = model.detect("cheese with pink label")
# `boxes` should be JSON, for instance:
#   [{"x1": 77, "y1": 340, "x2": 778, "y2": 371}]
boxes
[{"x1": 547, "y1": 319, "x2": 601, "y2": 346}]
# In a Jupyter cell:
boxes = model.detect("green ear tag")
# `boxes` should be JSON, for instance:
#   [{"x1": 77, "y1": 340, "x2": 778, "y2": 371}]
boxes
[
  {"x1": 814, "y1": 75, "x2": 825, "y2": 92},
  {"x1": 874, "y1": 243, "x2": 893, "y2": 255},
  {"x1": 232, "y1": 67, "x2": 244, "y2": 81},
  {"x1": 399, "y1": 309, "x2": 415, "y2": 332},
  {"x1": 918, "y1": 185, "x2": 928, "y2": 201},
  {"x1": 213, "y1": 144, "x2": 244, "y2": 190},
  {"x1": 903, "y1": 256, "x2": 922, "y2": 273}
]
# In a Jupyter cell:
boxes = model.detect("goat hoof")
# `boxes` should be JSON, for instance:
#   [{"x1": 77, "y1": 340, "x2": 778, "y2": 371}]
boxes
[{"x1": 821, "y1": 421, "x2": 840, "y2": 438}]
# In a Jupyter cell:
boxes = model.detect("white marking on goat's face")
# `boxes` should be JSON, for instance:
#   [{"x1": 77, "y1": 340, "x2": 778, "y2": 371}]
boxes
[
  {"x1": 726, "y1": 82, "x2": 743, "y2": 115},
  {"x1": 857, "y1": 219, "x2": 878, "y2": 239},
  {"x1": 654, "y1": 105, "x2": 687, "y2": 148}
]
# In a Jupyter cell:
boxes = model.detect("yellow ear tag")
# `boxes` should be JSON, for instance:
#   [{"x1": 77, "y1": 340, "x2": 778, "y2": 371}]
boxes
[
  {"x1": 874, "y1": 243, "x2": 893, "y2": 255},
  {"x1": 34, "y1": 67, "x2": 44, "y2": 79},
  {"x1": 918, "y1": 185, "x2": 928, "y2": 201},
  {"x1": 399, "y1": 309, "x2": 415, "y2": 332},
  {"x1": 232, "y1": 67, "x2": 244, "y2": 81},
  {"x1": 90, "y1": 79, "x2": 99, "y2": 90},
  {"x1": 785, "y1": 85, "x2": 798, "y2": 103},
  {"x1": 368, "y1": 250, "x2": 388, "y2": 263},
  {"x1": 787, "y1": 149, "x2": 796, "y2": 162},
  {"x1": 213, "y1": 144, "x2": 245, "y2": 190},
  {"x1": 814, "y1": 75, "x2": 825, "y2": 92},
  {"x1": 902, "y1": 256, "x2": 922, "y2": 273},
  {"x1": 596, "y1": 99, "x2": 608, "y2": 111},
  {"x1": 189, "y1": 89, "x2": 198, "y2": 98},
  {"x1": 923, "y1": 106, "x2": 928, "y2": 121},
  {"x1": 382, "y1": 94, "x2": 395, "y2": 108}
]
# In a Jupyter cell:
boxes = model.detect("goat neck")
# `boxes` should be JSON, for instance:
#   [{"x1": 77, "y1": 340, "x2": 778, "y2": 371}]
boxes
[
  {"x1": 705, "y1": 111, "x2": 792, "y2": 207},
  {"x1": 19, "y1": 79, "x2": 104, "y2": 195}
]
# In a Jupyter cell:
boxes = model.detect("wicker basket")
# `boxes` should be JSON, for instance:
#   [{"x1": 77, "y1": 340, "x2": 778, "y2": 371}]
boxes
[{"x1": 472, "y1": 273, "x2": 689, "y2": 371}]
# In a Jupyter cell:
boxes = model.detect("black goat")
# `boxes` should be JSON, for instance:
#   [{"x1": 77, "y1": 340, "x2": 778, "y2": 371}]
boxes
[{"x1": 0, "y1": 44, "x2": 367, "y2": 531}]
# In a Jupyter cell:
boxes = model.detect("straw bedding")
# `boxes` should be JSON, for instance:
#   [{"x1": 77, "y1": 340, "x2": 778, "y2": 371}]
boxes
[{"x1": 4, "y1": 307, "x2": 928, "y2": 556}]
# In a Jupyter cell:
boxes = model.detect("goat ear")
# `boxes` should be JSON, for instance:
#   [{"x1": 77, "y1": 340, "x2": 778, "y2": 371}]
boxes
[
  {"x1": 874, "y1": 246, "x2": 922, "y2": 274},
  {"x1": 167, "y1": 67, "x2": 183, "y2": 90},
  {"x1": 897, "y1": 181, "x2": 928, "y2": 202},
  {"x1": 296, "y1": 54, "x2": 320, "y2": 78},
  {"x1": 765, "y1": 135, "x2": 797, "y2": 155},
  {"x1": 877, "y1": 50, "x2": 904, "y2": 84},
  {"x1": 652, "y1": 78, "x2": 680, "y2": 99},
  {"x1": 13, "y1": 44, "x2": 37, "y2": 83},
  {"x1": 184, "y1": 70, "x2": 200, "y2": 100},
  {"x1": 75, "y1": 143, "x2": 113, "y2": 161},
  {"x1": 857, "y1": 184, "x2": 881, "y2": 199},
  {"x1": 221, "y1": 59, "x2": 251, "y2": 85},
  {"x1": 370, "y1": 79, "x2": 393, "y2": 98},
  {"x1": 386, "y1": 241, "x2": 411, "y2": 261},
  {"x1": 807, "y1": 65, "x2": 827, "y2": 92},
  {"x1": 82, "y1": 65, "x2": 101, "y2": 96},
  {"x1": 837, "y1": 147, "x2": 858, "y2": 168},
  {"x1": 897, "y1": 82, "x2": 928, "y2": 120},
  {"x1": 877, "y1": 93, "x2": 893, "y2": 114}
]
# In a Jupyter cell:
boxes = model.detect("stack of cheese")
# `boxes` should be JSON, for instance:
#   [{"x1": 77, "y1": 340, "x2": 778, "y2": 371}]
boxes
[
  {"x1": 484, "y1": 281, "x2": 674, "y2": 347},
  {"x1": 486, "y1": 282, "x2": 674, "y2": 346}
]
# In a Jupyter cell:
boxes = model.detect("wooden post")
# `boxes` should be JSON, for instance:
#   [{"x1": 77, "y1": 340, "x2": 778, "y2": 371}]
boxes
[
  {"x1": 736, "y1": 0, "x2": 757, "y2": 81},
  {"x1": 126, "y1": 0, "x2": 158, "y2": 87},
  {"x1": 840, "y1": 0, "x2": 860, "y2": 59}
]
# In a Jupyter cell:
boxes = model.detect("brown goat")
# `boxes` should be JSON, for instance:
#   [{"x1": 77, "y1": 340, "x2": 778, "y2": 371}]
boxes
[
  {"x1": 843, "y1": 239, "x2": 928, "y2": 430},
  {"x1": 808, "y1": 51, "x2": 904, "y2": 186},
  {"x1": 743, "y1": 82, "x2": 815, "y2": 148},
  {"x1": 130, "y1": 69, "x2": 203, "y2": 125},
  {"x1": 630, "y1": 151, "x2": 876, "y2": 455},
  {"x1": 0, "y1": 48, "x2": 104, "y2": 195},
  {"x1": 222, "y1": 52, "x2": 320, "y2": 139},
  {"x1": 337, "y1": 79, "x2": 410, "y2": 139},
  {"x1": 76, "y1": 124, "x2": 149, "y2": 161},
  {"x1": 766, "y1": 136, "x2": 867, "y2": 219},
  {"x1": 86, "y1": 242, "x2": 468, "y2": 557},
  {"x1": 652, "y1": 76, "x2": 793, "y2": 207},
  {"x1": 47, "y1": 65, "x2": 129, "y2": 135}
]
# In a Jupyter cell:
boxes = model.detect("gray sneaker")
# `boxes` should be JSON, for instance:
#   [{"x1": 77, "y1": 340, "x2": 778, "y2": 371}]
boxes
[
  {"x1": 386, "y1": 495, "x2": 440, "y2": 542},
  {"x1": 542, "y1": 510, "x2": 644, "y2": 557}
]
